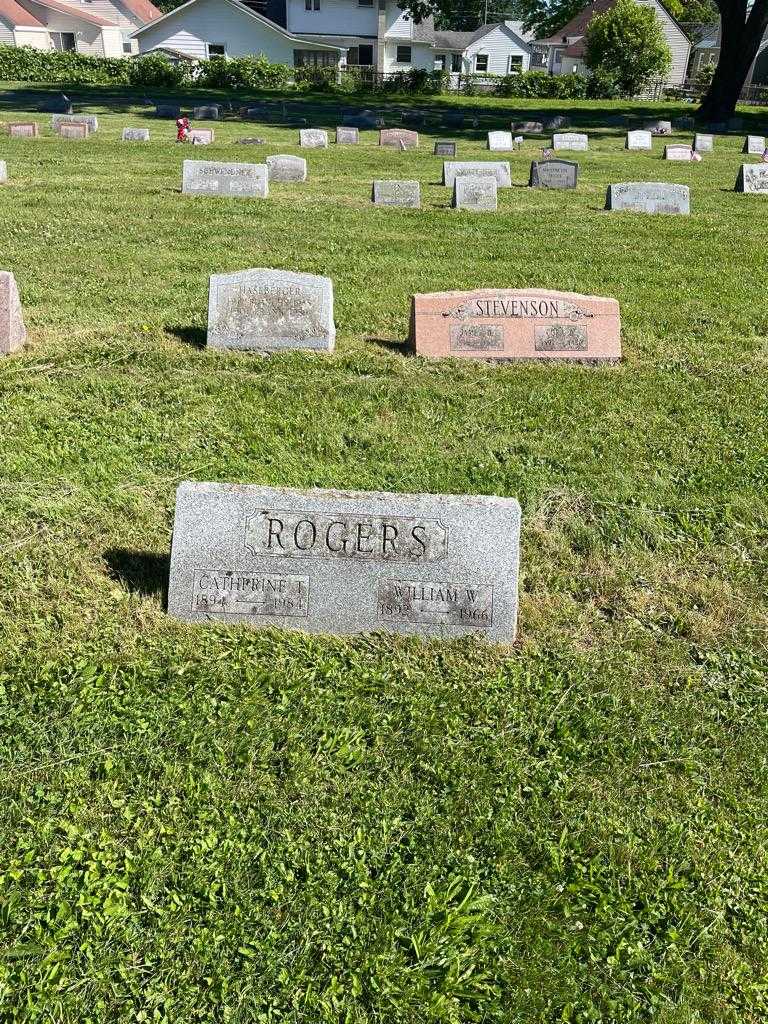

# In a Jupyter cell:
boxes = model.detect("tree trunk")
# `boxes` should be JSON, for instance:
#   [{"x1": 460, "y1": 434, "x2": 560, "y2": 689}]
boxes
[{"x1": 698, "y1": 0, "x2": 768, "y2": 122}]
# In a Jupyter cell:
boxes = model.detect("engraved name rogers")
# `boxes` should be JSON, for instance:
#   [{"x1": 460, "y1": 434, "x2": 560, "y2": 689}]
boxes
[
  {"x1": 443, "y1": 296, "x2": 594, "y2": 321},
  {"x1": 244, "y1": 509, "x2": 448, "y2": 562}
]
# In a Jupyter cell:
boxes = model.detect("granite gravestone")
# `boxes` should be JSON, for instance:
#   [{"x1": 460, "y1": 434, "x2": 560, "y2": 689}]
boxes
[
  {"x1": 207, "y1": 269, "x2": 334, "y2": 352},
  {"x1": 528, "y1": 159, "x2": 578, "y2": 189},
  {"x1": 58, "y1": 123, "x2": 88, "y2": 139},
  {"x1": 735, "y1": 163, "x2": 768, "y2": 193},
  {"x1": 0, "y1": 270, "x2": 26, "y2": 356},
  {"x1": 453, "y1": 176, "x2": 497, "y2": 211},
  {"x1": 300, "y1": 129, "x2": 328, "y2": 148},
  {"x1": 434, "y1": 140, "x2": 456, "y2": 156},
  {"x1": 266, "y1": 154, "x2": 307, "y2": 182},
  {"x1": 122, "y1": 127, "x2": 150, "y2": 142},
  {"x1": 39, "y1": 93, "x2": 71, "y2": 114},
  {"x1": 194, "y1": 105, "x2": 220, "y2": 120},
  {"x1": 52, "y1": 113, "x2": 98, "y2": 132},
  {"x1": 544, "y1": 115, "x2": 569, "y2": 131},
  {"x1": 516, "y1": 121, "x2": 544, "y2": 134},
  {"x1": 236, "y1": 138, "x2": 266, "y2": 145},
  {"x1": 664, "y1": 144, "x2": 693, "y2": 161},
  {"x1": 410, "y1": 288, "x2": 621, "y2": 363},
  {"x1": 626, "y1": 130, "x2": 652, "y2": 150},
  {"x1": 487, "y1": 130, "x2": 513, "y2": 151},
  {"x1": 605, "y1": 182, "x2": 689, "y2": 214},
  {"x1": 380, "y1": 128, "x2": 419, "y2": 149},
  {"x1": 189, "y1": 128, "x2": 214, "y2": 144},
  {"x1": 182, "y1": 160, "x2": 268, "y2": 198},
  {"x1": 644, "y1": 120, "x2": 672, "y2": 135},
  {"x1": 743, "y1": 135, "x2": 766, "y2": 155},
  {"x1": 8, "y1": 122, "x2": 38, "y2": 138},
  {"x1": 372, "y1": 180, "x2": 421, "y2": 208},
  {"x1": 553, "y1": 132, "x2": 588, "y2": 151},
  {"x1": 156, "y1": 104, "x2": 181, "y2": 118},
  {"x1": 0, "y1": 161, "x2": 6, "y2": 183},
  {"x1": 335, "y1": 126, "x2": 359, "y2": 144},
  {"x1": 167, "y1": 482, "x2": 521, "y2": 643},
  {"x1": 694, "y1": 133, "x2": 714, "y2": 152},
  {"x1": 442, "y1": 161, "x2": 511, "y2": 188}
]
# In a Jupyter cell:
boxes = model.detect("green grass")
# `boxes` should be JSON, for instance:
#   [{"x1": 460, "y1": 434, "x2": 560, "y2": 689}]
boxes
[{"x1": 0, "y1": 88, "x2": 767, "y2": 1023}]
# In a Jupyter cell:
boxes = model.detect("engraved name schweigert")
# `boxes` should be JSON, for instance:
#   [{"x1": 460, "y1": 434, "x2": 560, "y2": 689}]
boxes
[{"x1": 245, "y1": 509, "x2": 449, "y2": 562}]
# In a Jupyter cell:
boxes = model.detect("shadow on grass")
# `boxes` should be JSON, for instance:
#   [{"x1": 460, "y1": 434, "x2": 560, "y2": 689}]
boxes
[
  {"x1": 367, "y1": 336, "x2": 410, "y2": 354},
  {"x1": 104, "y1": 548, "x2": 169, "y2": 601},
  {"x1": 166, "y1": 326, "x2": 206, "y2": 349}
]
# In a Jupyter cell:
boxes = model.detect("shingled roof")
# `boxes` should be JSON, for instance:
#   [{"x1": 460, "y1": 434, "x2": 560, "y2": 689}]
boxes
[{"x1": 0, "y1": 0, "x2": 44, "y2": 27}]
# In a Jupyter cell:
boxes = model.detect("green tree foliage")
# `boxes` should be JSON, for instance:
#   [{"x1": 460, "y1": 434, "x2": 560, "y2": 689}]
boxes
[{"x1": 584, "y1": 0, "x2": 671, "y2": 96}]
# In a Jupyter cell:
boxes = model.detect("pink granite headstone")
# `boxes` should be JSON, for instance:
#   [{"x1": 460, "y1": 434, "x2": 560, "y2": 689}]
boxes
[
  {"x1": 410, "y1": 288, "x2": 621, "y2": 362},
  {"x1": 58, "y1": 122, "x2": 89, "y2": 139},
  {"x1": 8, "y1": 122, "x2": 39, "y2": 138},
  {"x1": 379, "y1": 128, "x2": 419, "y2": 149},
  {"x1": 0, "y1": 271, "x2": 26, "y2": 356}
]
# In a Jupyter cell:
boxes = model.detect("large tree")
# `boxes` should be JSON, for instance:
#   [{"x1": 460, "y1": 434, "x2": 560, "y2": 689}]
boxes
[
  {"x1": 585, "y1": 0, "x2": 672, "y2": 95},
  {"x1": 697, "y1": 0, "x2": 768, "y2": 120}
]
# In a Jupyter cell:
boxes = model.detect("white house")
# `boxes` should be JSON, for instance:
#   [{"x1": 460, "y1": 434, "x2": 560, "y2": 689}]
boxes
[
  {"x1": 534, "y1": 0, "x2": 691, "y2": 86},
  {"x1": 0, "y1": 0, "x2": 160, "y2": 55},
  {"x1": 132, "y1": 0, "x2": 534, "y2": 75}
]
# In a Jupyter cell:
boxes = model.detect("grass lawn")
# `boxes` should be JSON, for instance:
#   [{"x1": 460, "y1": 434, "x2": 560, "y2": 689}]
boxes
[{"x1": 0, "y1": 86, "x2": 767, "y2": 1023}]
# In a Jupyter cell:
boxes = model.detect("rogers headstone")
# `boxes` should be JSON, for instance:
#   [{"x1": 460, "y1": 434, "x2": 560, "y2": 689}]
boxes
[
  {"x1": 410, "y1": 288, "x2": 621, "y2": 363},
  {"x1": 207, "y1": 268, "x2": 334, "y2": 352},
  {"x1": 434, "y1": 140, "x2": 456, "y2": 156},
  {"x1": 168, "y1": 482, "x2": 521, "y2": 643},
  {"x1": 182, "y1": 160, "x2": 268, "y2": 197},
  {"x1": 0, "y1": 270, "x2": 26, "y2": 356},
  {"x1": 452, "y1": 175, "x2": 497, "y2": 211},
  {"x1": 605, "y1": 182, "x2": 689, "y2": 214},
  {"x1": 52, "y1": 113, "x2": 97, "y2": 133}
]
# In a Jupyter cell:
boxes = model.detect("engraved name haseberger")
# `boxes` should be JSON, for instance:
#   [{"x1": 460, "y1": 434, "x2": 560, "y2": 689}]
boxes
[{"x1": 245, "y1": 509, "x2": 449, "y2": 561}]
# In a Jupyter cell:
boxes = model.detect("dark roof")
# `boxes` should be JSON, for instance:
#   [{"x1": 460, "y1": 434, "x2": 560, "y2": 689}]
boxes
[
  {"x1": 538, "y1": 0, "x2": 614, "y2": 44},
  {"x1": 429, "y1": 21, "x2": 523, "y2": 49}
]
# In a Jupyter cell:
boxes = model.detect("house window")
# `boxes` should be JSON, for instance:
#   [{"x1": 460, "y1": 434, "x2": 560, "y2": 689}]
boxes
[
  {"x1": 294, "y1": 49, "x2": 336, "y2": 66},
  {"x1": 123, "y1": 40, "x2": 133, "y2": 53},
  {"x1": 474, "y1": 53, "x2": 488, "y2": 72},
  {"x1": 50, "y1": 31, "x2": 76, "y2": 51},
  {"x1": 304, "y1": 0, "x2": 320, "y2": 11},
  {"x1": 358, "y1": 0, "x2": 374, "y2": 6},
  {"x1": 451, "y1": 52, "x2": 462, "y2": 72},
  {"x1": 396, "y1": 45, "x2": 411, "y2": 63},
  {"x1": 434, "y1": 53, "x2": 446, "y2": 70},
  {"x1": 507, "y1": 54, "x2": 523, "y2": 73},
  {"x1": 348, "y1": 45, "x2": 374, "y2": 66},
  {"x1": 207, "y1": 42, "x2": 226, "y2": 56}
]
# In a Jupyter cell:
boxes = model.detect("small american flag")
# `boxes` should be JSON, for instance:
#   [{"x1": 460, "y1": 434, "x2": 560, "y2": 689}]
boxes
[{"x1": 542, "y1": 147, "x2": 553, "y2": 158}]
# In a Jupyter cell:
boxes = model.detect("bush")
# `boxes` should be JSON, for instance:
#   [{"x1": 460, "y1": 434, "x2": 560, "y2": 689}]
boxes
[
  {"x1": 586, "y1": 67, "x2": 621, "y2": 98},
  {"x1": 493, "y1": 70, "x2": 588, "y2": 98},
  {"x1": 585, "y1": 0, "x2": 672, "y2": 96},
  {"x1": 127, "y1": 53, "x2": 191, "y2": 89},
  {"x1": 0, "y1": 44, "x2": 130, "y2": 85},
  {"x1": 196, "y1": 54, "x2": 291, "y2": 90}
]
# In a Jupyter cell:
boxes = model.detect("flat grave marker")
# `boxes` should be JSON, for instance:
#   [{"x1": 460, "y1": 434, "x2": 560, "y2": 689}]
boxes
[
  {"x1": 442, "y1": 160, "x2": 511, "y2": 188},
  {"x1": 182, "y1": 160, "x2": 268, "y2": 198},
  {"x1": 0, "y1": 270, "x2": 26, "y2": 356},
  {"x1": 453, "y1": 176, "x2": 497, "y2": 211},
  {"x1": 300, "y1": 128, "x2": 328, "y2": 148},
  {"x1": 553, "y1": 132, "x2": 588, "y2": 151},
  {"x1": 207, "y1": 268, "x2": 334, "y2": 352},
  {"x1": 735, "y1": 163, "x2": 768, "y2": 193},
  {"x1": 410, "y1": 288, "x2": 621, "y2": 363},
  {"x1": 528, "y1": 159, "x2": 578, "y2": 189},
  {"x1": 372, "y1": 179, "x2": 421, "y2": 208},
  {"x1": 605, "y1": 181, "x2": 689, "y2": 214},
  {"x1": 168, "y1": 482, "x2": 521, "y2": 643},
  {"x1": 266, "y1": 154, "x2": 307, "y2": 182}
]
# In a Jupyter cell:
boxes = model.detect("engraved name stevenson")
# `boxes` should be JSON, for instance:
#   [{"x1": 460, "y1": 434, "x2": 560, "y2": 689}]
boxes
[
  {"x1": 245, "y1": 509, "x2": 448, "y2": 562},
  {"x1": 444, "y1": 296, "x2": 593, "y2": 322}
]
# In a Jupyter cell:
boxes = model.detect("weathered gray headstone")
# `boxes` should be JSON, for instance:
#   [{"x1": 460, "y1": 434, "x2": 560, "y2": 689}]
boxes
[
  {"x1": 58, "y1": 123, "x2": 89, "y2": 140},
  {"x1": 487, "y1": 130, "x2": 513, "y2": 151},
  {"x1": 194, "y1": 105, "x2": 220, "y2": 120},
  {"x1": 8, "y1": 122, "x2": 38, "y2": 138},
  {"x1": 544, "y1": 115, "x2": 569, "y2": 131},
  {"x1": 372, "y1": 179, "x2": 421, "y2": 207},
  {"x1": 453, "y1": 175, "x2": 497, "y2": 211},
  {"x1": 335, "y1": 126, "x2": 359, "y2": 144},
  {"x1": 735, "y1": 163, "x2": 768, "y2": 193},
  {"x1": 743, "y1": 135, "x2": 766, "y2": 154},
  {"x1": 626, "y1": 130, "x2": 652, "y2": 150},
  {"x1": 644, "y1": 119, "x2": 672, "y2": 135},
  {"x1": 189, "y1": 128, "x2": 214, "y2": 144},
  {"x1": 122, "y1": 127, "x2": 150, "y2": 142},
  {"x1": 434, "y1": 140, "x2": 456, "y2": 156},
  {"x1": 664, "y1": 144, "x2": 693, "y2": 161},
  {"x1": 516, "y1": 120, "x2": 544, "y2": 133},
  {"x1": 442, "y1": 161, "x2": 511, "y2": 188},
  {"x1": 266, "y1": 154, "x2": 307, "y2": 182},
  {"x1": 207, "y1": 268, "x2": 334, "y2": 352},
  {"x1": 236, "y1": 137, "x2": 266, "y2": 145},
  {"x1": 168, "y1": 482, "x2": 521, "y2": 643},
  {"x1": 0, "y1": 270, "x2": 26, "y2": 355},
  {"x1": 300, "y1": 128, "x2": 328, "y2": 148},
  {"x1": 553, "y1": 132, "x2": 588, "y2": 151},
  {"x1": 39, "y1": 93, "x2": 71, "y2": 114},
  {"x1": 380, "y1": 128, "x2": 419, "y2": 149},
  {"x1": 52, "y1": 113, "x2": 98, "y2": 132},
  {"x1": 605, "y1": 181, "x2": 689, "y2": 214},
  {"x1": 694, "y1": 132, "x2": 713, "y2": 152},
  {"x1": 0, "y1": 161, "x2": 6, "y2": 184},
  {"x1": 528, "y1": 159, "x2": 578, "y2": 189},
  {"x1": 156, "y1": 103, "x2": 181, "y2": 118},
  {"x1": 182, "y1": 160, "x2": 268, "y2": 198}
]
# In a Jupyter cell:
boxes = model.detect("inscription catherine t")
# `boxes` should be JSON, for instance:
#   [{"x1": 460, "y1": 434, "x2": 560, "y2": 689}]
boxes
[
  {"x1": 192, "y1": 570, "x2": 309, "y2": 616},
  {"x1": 245, "y1": 509, "x2": 448, "y2": 562},
  {"x1": 444, "y1": 296, "x2": 593, "y2": 321}
]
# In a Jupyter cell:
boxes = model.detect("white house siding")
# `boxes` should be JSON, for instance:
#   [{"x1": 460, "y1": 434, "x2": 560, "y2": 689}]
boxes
[
  {"x1": 464, "y1": 23, "x2": 530, "y2": 74},
  {"x1": 286, "y1": 0, "x2": 376, "y2": 37},
  {"x1": 633, "y1": 0, "x2": 689, "y2": 84},
  {"x1": 62, "y1": 0, "x2": 140, "y2": 31},
  {"x1": 12, "y1": 25, "x2": 49, "y2": 45},
  {"x1": 382, "y1": 38, "x2": 431, "y2": 70},
  {"x1": 0, "y1": 18, "x2": 15, "y2": 42},
  {"x1": 137, "y1": 0, "x2": 340, "y2": 61},
  {"x1": 384, "y1": 3, "x2": 413, "y2": 38}
]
